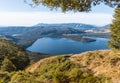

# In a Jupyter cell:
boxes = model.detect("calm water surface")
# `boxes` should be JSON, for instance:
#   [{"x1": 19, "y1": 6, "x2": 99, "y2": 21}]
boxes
[{"x1": 27, "y1": 37, "x2": 109, "y2": 55}]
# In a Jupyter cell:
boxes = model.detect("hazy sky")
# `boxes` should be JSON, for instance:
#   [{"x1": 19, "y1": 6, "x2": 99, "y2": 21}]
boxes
[{"x1": 0, "y1": 0, "x2": 115, "y2": 26}]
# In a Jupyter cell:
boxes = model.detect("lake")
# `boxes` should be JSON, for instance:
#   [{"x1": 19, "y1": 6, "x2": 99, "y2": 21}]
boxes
[{"x1": 27, "y1": 37, "x2": 109, "y2": 55}]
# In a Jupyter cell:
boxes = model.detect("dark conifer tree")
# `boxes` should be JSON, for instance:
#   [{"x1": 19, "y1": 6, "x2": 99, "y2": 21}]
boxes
[{"x1": 108, "y1": 7, "x2": 120, "y2": 50}]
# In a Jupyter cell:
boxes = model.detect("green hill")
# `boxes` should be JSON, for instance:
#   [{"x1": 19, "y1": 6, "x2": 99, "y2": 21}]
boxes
[
  {"x1": 0, "y1": 39, "x2": 119, "y2": 83},
  {"x1": 25, "y1": 50, "x2": 120, "y2": 83},
  {"x1": 0, "y1": 39, "x2": 30, "y2": 71}
]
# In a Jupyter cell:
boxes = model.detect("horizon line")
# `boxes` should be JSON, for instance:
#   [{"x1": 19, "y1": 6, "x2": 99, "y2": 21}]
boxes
[{"x1": 0, "y1": 22, "x2": 110, "y2": 27}]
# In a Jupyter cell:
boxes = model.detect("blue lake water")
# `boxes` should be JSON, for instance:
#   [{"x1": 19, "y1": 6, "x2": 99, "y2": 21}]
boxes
[{"x1": 27, "y1": 37, "x2": 109, "y2": 55}]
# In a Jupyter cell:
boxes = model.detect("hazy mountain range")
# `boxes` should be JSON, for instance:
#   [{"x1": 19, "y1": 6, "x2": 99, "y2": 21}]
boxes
[{"x1": 0, "y1": 23, "x2": 110, "y2": 48}]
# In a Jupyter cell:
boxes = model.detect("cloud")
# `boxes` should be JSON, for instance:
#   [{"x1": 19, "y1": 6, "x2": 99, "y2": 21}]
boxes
[{"x1": 0, "y1": 12, "x2": 113, "y2": 26}]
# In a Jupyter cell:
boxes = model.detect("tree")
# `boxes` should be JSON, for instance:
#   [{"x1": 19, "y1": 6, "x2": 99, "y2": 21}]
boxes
[
  {"x1": 25, "y1": 0, "x2": 119, "y2": 12},
  {"x1": 108, "y1": 7, "x2": 120, "y2": 50}
]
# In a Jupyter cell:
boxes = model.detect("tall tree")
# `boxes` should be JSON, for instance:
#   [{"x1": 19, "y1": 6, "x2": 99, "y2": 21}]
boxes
[{"x1": 108, "y1": 7, "x2": 120, "y2": 50}]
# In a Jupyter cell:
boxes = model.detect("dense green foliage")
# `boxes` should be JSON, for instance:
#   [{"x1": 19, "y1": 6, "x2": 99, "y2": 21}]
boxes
[
  {"x1": 25, "y1": 0, "x2": 119, "y2": 12},
  {"x1": 0, "y1": 56, "x2": 111, "y2": 83},
  {"x1": 32, "y1": 56, "x2": 110, "y2": 83},
  {"x1": 0, "y1": 39, "x2": 30, "y2": 71},
  {"x1": 108, "y1": 7, "x2": 120, "y2": 50},
  {"x1": 1, "y1": 57, "x2": 16, "y2": 72}
]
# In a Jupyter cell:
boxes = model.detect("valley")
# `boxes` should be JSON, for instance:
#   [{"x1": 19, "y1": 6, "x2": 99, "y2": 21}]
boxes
[
  {"x1": 0, "y1": 0, "x2": 119, "y2": 83},
  {"x1": 0, "y1": 23, "x2": 119, "y2": 83},
  {"x1": 0, "y1": 23, "x2": 110, "y2": 49}
]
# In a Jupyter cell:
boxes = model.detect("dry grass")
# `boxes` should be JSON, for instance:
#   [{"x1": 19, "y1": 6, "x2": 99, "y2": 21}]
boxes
[
  {"x1": 26, "y1": 50, "x2": 120, "y2": 83},
  {"x1": 70, "y1": 50, "x2": 120, "y2": 83},
  {"x1": 26, "y1": 56, "x2": 57, "y2": 72}
]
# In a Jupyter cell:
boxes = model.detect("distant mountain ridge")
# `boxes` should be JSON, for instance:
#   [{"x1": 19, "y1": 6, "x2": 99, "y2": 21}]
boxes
[
  {"x1": 0, "y1": 23, "x2": 109, "y2": 36},
  {"x1": 35, "y1": 23, "x2": 97, "y2": 29},
  {"x1": 100, "y1": 24, "x2": 110, "y2": 29},
  {"x1": 0, "y1": 23, "x2": 110, "y2": 48}
]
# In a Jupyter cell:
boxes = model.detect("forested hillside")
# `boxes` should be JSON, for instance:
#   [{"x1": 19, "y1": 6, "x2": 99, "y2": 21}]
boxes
[{"x1": 0, "y1": 39, "x2": 30, "y2": 71}]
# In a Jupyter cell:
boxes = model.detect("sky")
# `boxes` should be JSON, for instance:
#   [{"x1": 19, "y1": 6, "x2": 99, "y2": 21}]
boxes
[{"x1": 0, "y1": 0, "x2": 115, "y2": 26}]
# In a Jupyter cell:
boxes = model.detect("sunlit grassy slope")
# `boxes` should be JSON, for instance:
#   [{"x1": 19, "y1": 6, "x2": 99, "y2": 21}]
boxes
[
  {"x1": 26, "y1": 50, "x2": 120, "y2": 83},
  {"x1": 0, "y1": 39, "x2": 119, "y2": 83}
]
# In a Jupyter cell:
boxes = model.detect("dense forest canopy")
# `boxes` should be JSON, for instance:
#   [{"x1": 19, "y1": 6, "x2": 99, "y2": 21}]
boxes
[{"x1": 25, "y1": 0, "x2": 120, "y2": 12}]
